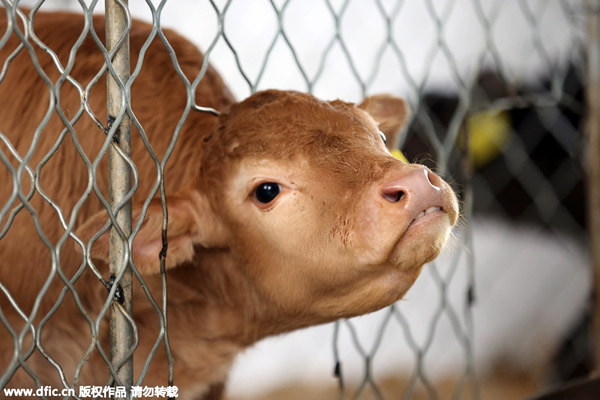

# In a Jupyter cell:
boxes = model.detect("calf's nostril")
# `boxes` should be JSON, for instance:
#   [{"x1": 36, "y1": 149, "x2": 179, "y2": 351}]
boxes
[
  {"x1": 382, "y1": 189, "x2": 405, "y2": 203},
  {"x1": 424, "y1": 168, "x2": 441, "y2": 191}
]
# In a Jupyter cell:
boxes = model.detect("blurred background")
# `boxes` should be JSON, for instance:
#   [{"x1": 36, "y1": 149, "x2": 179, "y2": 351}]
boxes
[{"x1": 12, "y1": 0, "x2": 596, "y2": 398}]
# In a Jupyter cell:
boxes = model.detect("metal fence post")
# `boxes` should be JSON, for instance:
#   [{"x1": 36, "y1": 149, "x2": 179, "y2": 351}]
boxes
[
  {"x1": 106, "y1": 0, "x2": 133, "y2": 396},
  {"x1": 587, "y1": 0, "x2": 600, "y2": 377}
]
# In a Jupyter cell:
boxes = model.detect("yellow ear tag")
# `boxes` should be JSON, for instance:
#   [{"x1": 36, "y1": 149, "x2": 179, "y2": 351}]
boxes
[
  {"x1": 390, "y1": 149, "x2": 409, "y2": 163},
  {"x1": 467, "y1": 110, "x2": 510, "y2": 168}
]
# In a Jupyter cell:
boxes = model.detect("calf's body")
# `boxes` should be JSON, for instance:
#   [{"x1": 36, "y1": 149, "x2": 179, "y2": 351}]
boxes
[{"x1": 0, "y1": 10, "x2": 458, "y2": 400}]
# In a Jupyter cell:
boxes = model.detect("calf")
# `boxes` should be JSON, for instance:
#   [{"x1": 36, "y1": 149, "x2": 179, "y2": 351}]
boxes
[{"x1": 0, "y1": 9, "x2": 458, "y2": 400}]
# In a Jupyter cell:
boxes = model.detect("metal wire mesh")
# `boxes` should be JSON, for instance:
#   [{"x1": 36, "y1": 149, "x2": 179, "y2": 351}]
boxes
[{"x1": 0, "y1": 0, "x2": 592, "y2": 399}]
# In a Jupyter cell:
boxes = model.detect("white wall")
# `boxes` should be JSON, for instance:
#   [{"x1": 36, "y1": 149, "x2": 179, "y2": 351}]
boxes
[{"x1": 16, "y1": 0, "x2": 579, "y2": 102}]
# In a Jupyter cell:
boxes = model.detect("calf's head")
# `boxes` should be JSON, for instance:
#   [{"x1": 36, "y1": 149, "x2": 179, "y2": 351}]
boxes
[{"x1": 81, "y1": 90, "x2": 458, "y2": 327}]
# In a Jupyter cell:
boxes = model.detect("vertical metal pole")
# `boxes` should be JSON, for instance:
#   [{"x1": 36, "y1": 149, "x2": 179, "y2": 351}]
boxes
[
  {"x1": 106, "y1": 0, "x2": 133, "y2": 396},
  {"x1": 587, "y1": 0, "x2": 600, "y2": 377}
]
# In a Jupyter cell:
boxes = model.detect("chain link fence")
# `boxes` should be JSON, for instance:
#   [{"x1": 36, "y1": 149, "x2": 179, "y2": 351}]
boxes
[{"x1": 0, "y1": 0, "x2": 595, "y2": 399}]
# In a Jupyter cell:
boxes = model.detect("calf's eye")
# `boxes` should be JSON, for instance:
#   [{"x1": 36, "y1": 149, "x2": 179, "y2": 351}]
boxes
[
  {"x1": 254, "y1": 182, "x2": 281, "y2": 204},
  {"x1": 379, "y1": 130, "x2": 387, "y2": 144}
]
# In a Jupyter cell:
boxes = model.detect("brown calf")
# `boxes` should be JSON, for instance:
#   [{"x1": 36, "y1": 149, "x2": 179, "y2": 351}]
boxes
[{"x1": 0, "y1": 9, "x2": 458, "y2": 400}]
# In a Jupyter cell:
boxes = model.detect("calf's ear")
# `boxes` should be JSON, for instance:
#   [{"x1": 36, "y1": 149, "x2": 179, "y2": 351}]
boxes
[
  {"x1": 358, "y1": 94, "x2": 410, "y2": 151},
  {"x1": 75, "y1": 190, "x2": 228, "y2": 274}
]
